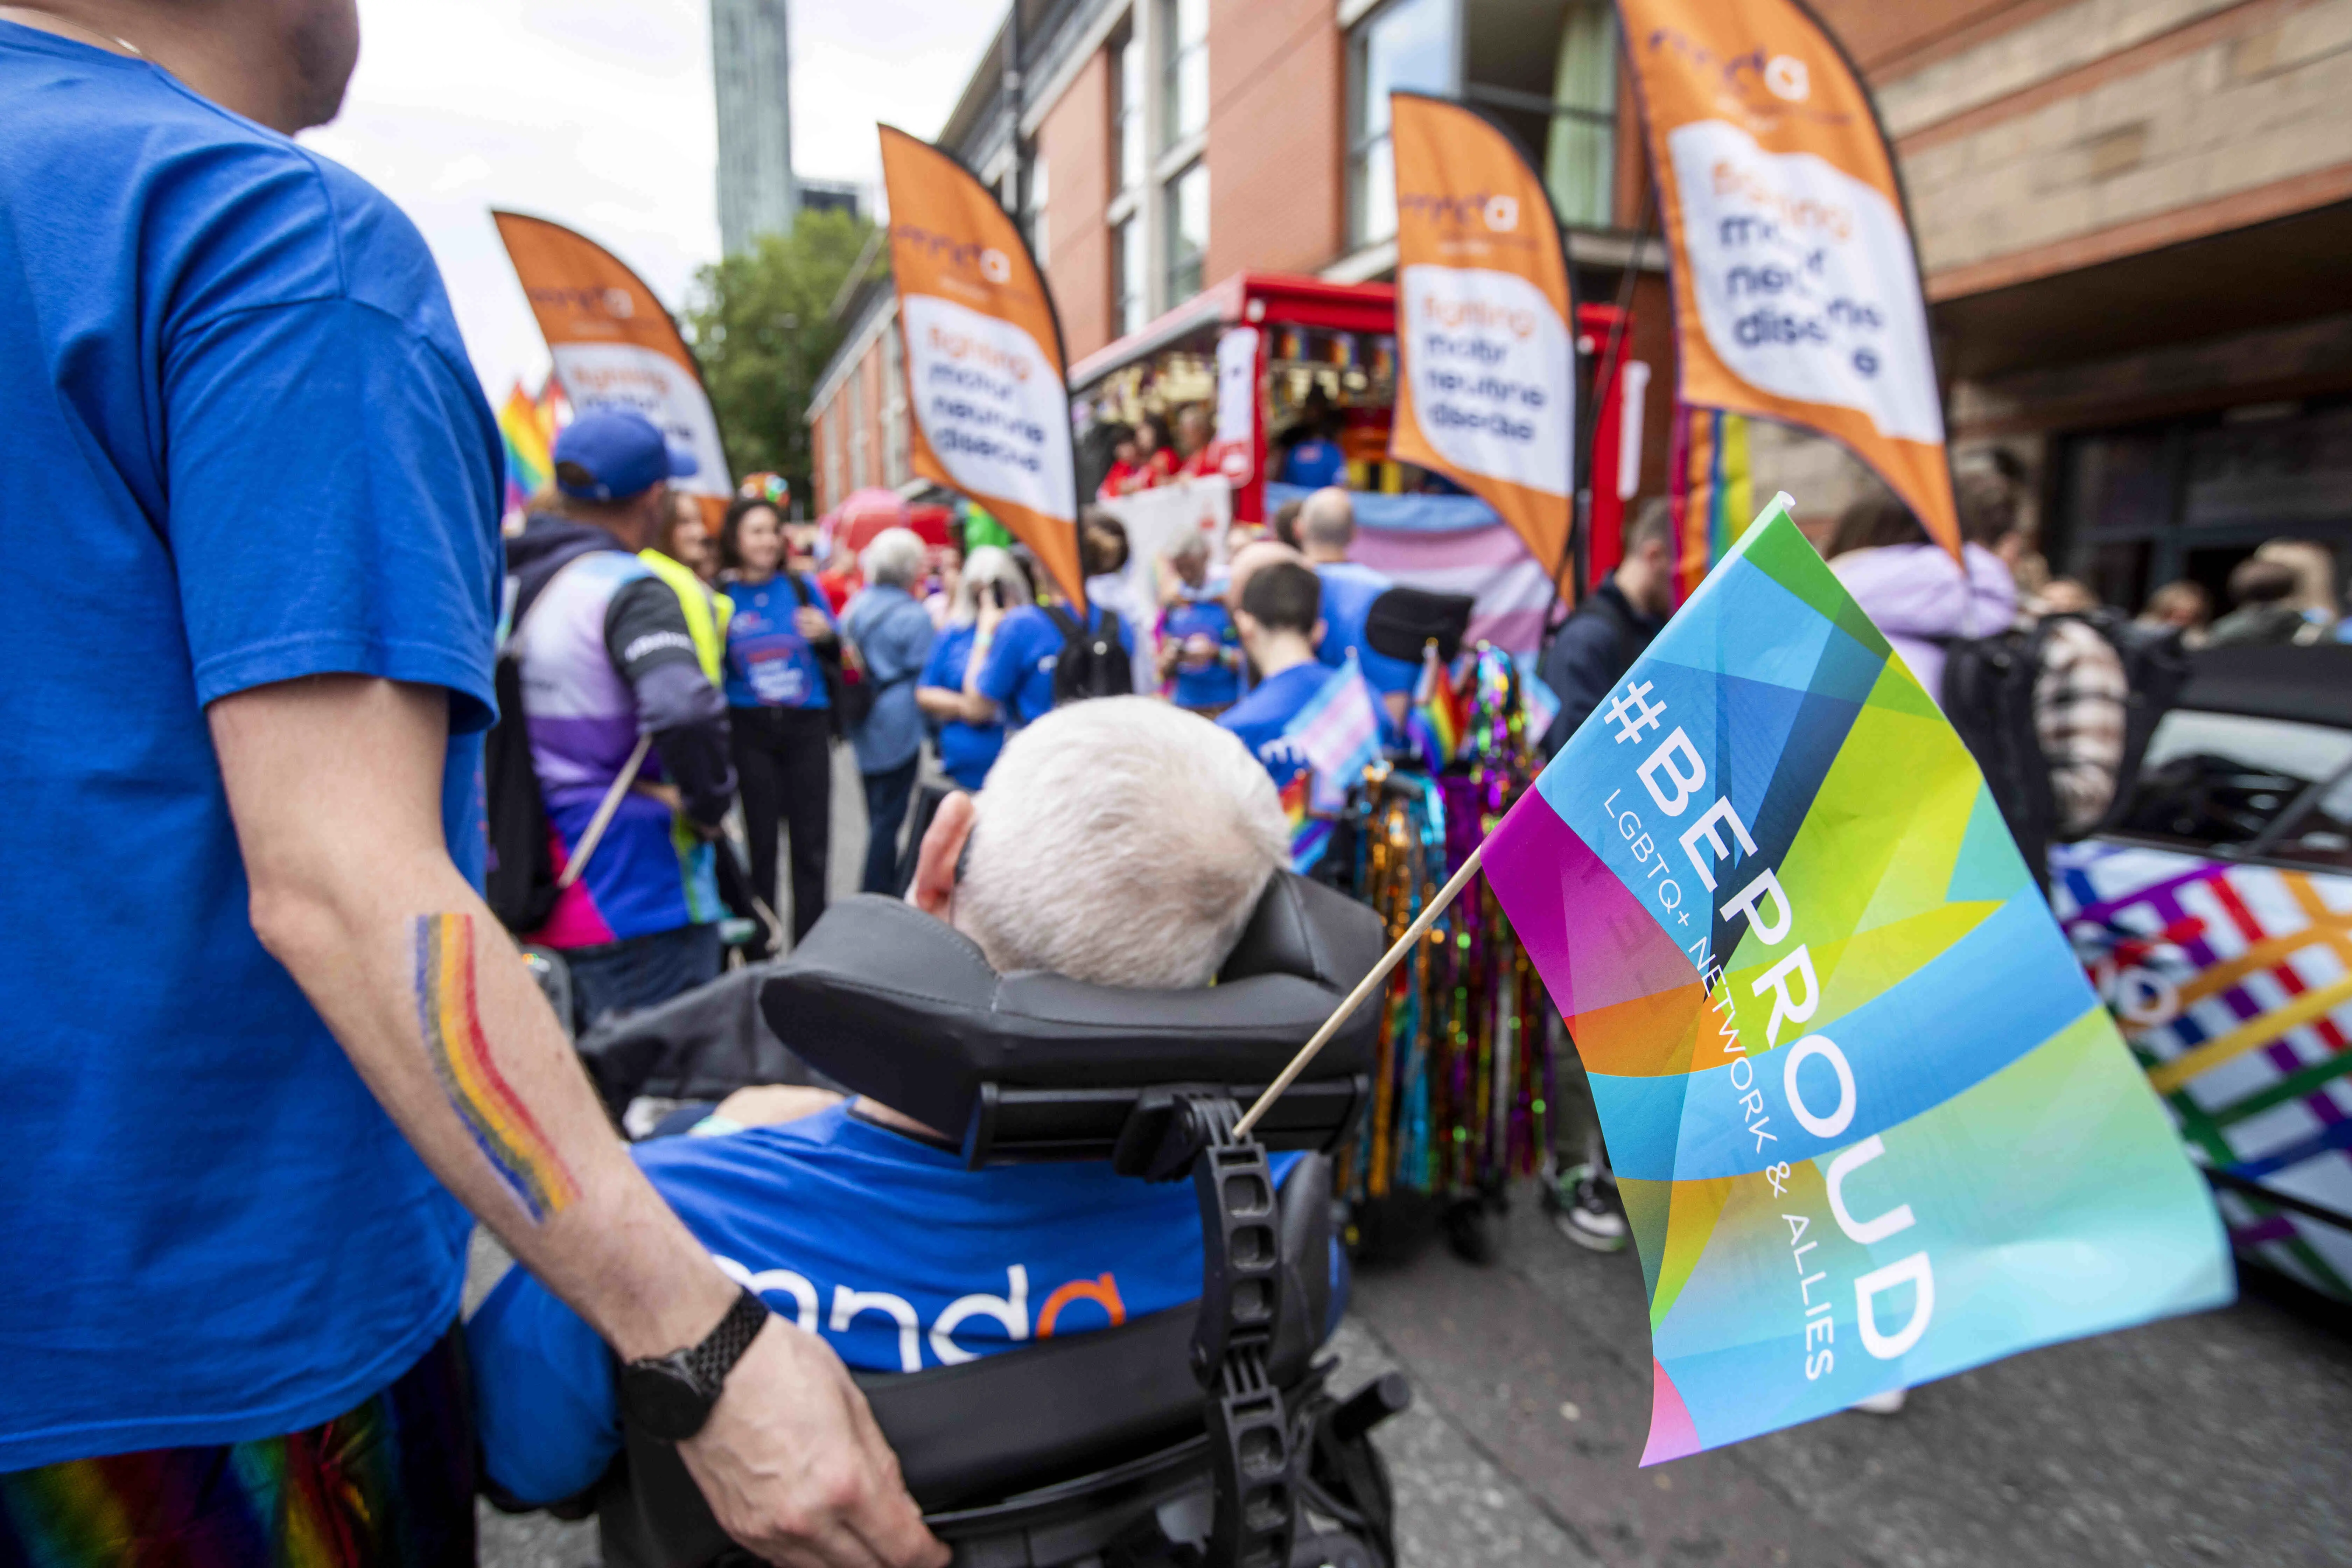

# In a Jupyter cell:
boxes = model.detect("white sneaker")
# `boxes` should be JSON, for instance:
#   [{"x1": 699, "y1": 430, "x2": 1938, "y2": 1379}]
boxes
[{"x1": 1851, "y1": 1387, "x2": 1908, "y2": 1416}]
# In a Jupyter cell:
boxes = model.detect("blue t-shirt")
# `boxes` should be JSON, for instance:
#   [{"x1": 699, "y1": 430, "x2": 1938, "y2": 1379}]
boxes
[
  {"x1": 1317, "y1": 561, "x2": 1420, "y2": 696},
  {"x1": 1218, "y1": 663, "x2": 1334, "y2": 786},
  {"x1": 1283, "y1": 438, "x2": 1347, "y2": 490},
  {"x1": 722, "y1": 574, "x2": 834, "y2": 710},
  {"x1": 0, "y1": 27, "x2": 500, "y2": 1468},
  {"x1": 468, "y1": 1104, "x2": 1310, "y2": 1505},
  {"x1": 977, "y1": 603, "x2": 1135, "y2": 728},
  {"x1": 1163, "y1": 592, "x2": 1242, "y2": 710},
  {"x1": 920, "y1": 622, "x2": 1005, "y2": 790}
]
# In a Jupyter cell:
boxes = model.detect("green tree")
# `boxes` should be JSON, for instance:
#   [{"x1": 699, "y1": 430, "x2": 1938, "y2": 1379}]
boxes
[{"x1": 686, "y1": 209, "x2": 880, "y2": 506}]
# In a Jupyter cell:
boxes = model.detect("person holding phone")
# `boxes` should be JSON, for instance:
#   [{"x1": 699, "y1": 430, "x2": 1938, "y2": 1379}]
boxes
[{"x1": 917, "y1": 546, "x2": 1030, "y2": 791}]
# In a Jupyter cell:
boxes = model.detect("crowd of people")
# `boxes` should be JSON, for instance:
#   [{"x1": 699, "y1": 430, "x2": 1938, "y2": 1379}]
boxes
[
  {"x1": 491, "y1": 407, "x2": 1437, "y2": 1051},
  {"x1": 15, "y1": 6, "x2": 2345, "y2": 1562}
]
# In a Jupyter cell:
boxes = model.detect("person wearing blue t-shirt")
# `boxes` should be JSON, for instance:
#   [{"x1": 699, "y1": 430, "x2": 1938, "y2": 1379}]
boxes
[
  {"x1": 720, "y1": 496, "x2": 838, "y2": 944},
  {"x1": 972, "y1": 517, "x2": 1137, "y2": 727},
  {"x1": 1219, "y1": 561, "x2": 1334, "y2": 785},
  {"x1": 917, "y1": 546, "x2": 1028, "y2": 790},
  {"x1": 0, "y1": 13, "x2": 939, "y2": 1566},
  {"x1": 1155, "y1": 532, "x2": 1243, "y2": 714},
  {"x1": 469, "y1": 698, "x2": 1336, "y2": 1506},
  {"x1": 1296, "y1": 487, "x2": 1417, "y2": 727},
  {"x1": 1282, "y1": 427, "x2": 1348, "y2": 490}
]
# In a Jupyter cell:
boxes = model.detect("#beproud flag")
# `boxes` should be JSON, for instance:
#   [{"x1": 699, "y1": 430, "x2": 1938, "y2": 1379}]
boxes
[{"x1": 1480, "y1": 494, "x2": 2232, "y2": 1461}]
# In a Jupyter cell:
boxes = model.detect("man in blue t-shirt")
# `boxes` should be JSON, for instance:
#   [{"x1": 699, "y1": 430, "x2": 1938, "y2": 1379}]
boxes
[
  {"x1": 1295, "y1": 488, "x2": 1417, "y2": 728},
  {"x1": 1219, "y1": 562, "x2": 1335, "y2": 783},
  {"x1": 469, "y1": 698, "x2": 1322, "y2": 1505},
  {"x1": 0, "y1": 13, "x2": 936, "y2": 1567}
]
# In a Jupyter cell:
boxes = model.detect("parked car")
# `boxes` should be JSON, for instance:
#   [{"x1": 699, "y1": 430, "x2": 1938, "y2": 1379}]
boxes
[{"x1": 2051, "y1": 643, "x2": 2352, "y2": 1303}]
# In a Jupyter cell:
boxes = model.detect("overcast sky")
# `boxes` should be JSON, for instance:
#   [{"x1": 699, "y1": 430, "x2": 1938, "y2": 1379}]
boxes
[{"x1": 299, "y1": 0, "x2": 1001, "y2": 402}]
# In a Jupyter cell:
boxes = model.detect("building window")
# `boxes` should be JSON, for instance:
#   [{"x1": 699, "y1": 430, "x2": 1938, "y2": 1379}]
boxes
[
  {"x1": 848, "y1": 357, "x2": 870, "y2": 492},
  {"x1": 1160, "y1": 0, "x2": 1207, "y2": 149},
  {"x1": 1113, "y1": 213, "x2": 1147, "y2": 336},
  {"x1": 882, "y1": 320, "x2": 908, "y2": 487},
  {"x1": 1026, "y1": 153, "x2": 1049, "y2": 260},
  {"x1": 1164, "y1": 161, "x2": 1207, "y2": 304},
  {"x1": 1540, "y1": 2, "x2": 1618, "y2": 229},
  {"x1": 1345, "y1": 0, "x2": 1619, "y2": 248},
  {"x1": 1113, "y1": 29, "x2": 1146, "y2": 194},
  {"x1": 1346, "y1": 0, "x2": 1457, "y2": 248}
]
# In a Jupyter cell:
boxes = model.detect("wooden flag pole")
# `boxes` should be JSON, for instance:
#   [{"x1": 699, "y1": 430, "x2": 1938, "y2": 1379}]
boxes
[{"x1": 1233, "y1": 841, "x2": 1488, "y2": 1138}]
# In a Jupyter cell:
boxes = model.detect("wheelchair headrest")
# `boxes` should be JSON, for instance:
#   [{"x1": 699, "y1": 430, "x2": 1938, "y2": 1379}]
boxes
[
  {"x1": 758, "y1": 872, "x2": 1384, "y2": 1164},
  {"x1": 1364, "y1": 585, "x2": 1477, "y2": 665}
]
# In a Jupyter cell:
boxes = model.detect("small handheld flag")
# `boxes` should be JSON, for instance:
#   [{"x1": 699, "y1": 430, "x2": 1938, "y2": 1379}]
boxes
[
  {"x1": 1279, "y1": 659, "x2": 1384, "y2": 813},
  {"x1": 1241, "y1": 490, "x2": 2232, "y2": 1468},
  {"x1": 1407, "y1": 644, "x2": 1463, "y2": 770}
]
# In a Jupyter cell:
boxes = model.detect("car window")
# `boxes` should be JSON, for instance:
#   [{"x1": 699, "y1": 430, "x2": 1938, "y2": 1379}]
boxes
[{"x1": 2115, "y1": 710, "x2": 2352, "y2": 859}]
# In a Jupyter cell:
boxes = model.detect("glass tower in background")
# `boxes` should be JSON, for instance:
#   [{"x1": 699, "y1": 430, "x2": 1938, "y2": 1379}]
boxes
[{"x1": 712, "y1": 0, "x2": 796, "y2": 255}]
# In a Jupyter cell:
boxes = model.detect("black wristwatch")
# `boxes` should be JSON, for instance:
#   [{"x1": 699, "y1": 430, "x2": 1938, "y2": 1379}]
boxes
[{"x1": 618, "y1": 1288, "x2": 771, "y2": 1443}]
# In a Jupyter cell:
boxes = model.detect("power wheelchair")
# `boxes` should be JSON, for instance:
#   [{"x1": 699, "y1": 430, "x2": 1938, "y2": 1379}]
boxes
[{"x1": 588, "y1": 872, "x2": 1412, "y2": 1568}]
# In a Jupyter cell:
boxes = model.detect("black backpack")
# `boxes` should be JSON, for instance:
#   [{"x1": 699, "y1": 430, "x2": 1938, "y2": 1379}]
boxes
[
  {"x1": 1043, "y1": 603, "x2": 1133, "y2": 705},
  {"x1": 484, "y1": 646, "x2": 559, "y2": 934},
  {"x1": 1939, "y1": 610, "x2": 2191, "y2": 888},
  {"x1": 1940, "y1": 623, "x2": 2059, "y2": 885}
]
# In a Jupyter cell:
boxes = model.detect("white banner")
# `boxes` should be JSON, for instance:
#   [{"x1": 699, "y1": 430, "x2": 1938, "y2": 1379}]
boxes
[
  {"x1": 1398, "y1": 264, "x2": 1573, "y2": 498},
  {"x1": 1666, "y1": 119, "x2": 1944, "y2": 445},
  {"x1": 901, "y1": 293, "x2": 1076, "y2": 526},
  {"x1": 549, "y1": 342, "x2": 730, "y2": 497}
]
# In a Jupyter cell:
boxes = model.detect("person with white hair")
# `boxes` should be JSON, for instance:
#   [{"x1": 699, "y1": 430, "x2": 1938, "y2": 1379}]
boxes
[
  {"x1": 916, "y1": 545, "x2": 1031, "y2": 791},
  {"x1": 843, "y1": 527, "x2": 937, "y2": 892},
  {"x1": 1296, "y1": 486, "x2": 1416, "y2": 724},
  {"x1": 465, "y1": 698, "x2": 1312, "y2": 1507}
]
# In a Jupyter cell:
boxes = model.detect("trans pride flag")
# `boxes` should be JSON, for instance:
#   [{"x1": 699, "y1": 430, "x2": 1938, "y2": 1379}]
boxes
[
  {"x1": 1480, "y1": 494, "x2": 2231, "y2": 1462},
  {"x1": 1280, "y1": 659, "x2": 1384, "y2": 814}
]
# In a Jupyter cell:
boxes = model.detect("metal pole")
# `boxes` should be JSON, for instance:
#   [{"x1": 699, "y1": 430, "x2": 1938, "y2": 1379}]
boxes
[{"x1": 1234, "y1": 842, "x2": 1487, "y2": 1138}]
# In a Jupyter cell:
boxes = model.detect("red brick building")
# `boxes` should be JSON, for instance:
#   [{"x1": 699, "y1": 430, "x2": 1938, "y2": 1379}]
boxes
[{"x1": 812, "y1": 0, "x2": 2352, "y2": 608}]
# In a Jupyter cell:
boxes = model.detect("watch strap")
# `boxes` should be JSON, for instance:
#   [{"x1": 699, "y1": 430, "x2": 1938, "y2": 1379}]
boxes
[{"x1": 685, "y1": 1287, "x2": 770, "y2": 1395}]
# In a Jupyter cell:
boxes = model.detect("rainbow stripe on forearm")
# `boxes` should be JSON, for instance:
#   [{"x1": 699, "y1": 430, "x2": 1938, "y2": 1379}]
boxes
[{"x1": 413, "y1": 912, "x2": 579, "y2": 1223}]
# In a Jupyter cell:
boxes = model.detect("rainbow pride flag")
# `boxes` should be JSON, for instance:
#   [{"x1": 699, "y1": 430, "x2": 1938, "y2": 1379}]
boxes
[
  {"x1": 1278, "y1": 768, "x2": 1332, "y2": 874},
  {"x1": 1668, "y1": 405, "x2": 1754, "y2": 606},
  {"x1": 1405, "y1": 646, "x2": 1462, "y2": 770},
  {"x1": 1480, "y1": 492, "x2": 2231, "y2": 1462},
  {"x1": 498, "y1": 379, "x2": 557, "y2": 521}
]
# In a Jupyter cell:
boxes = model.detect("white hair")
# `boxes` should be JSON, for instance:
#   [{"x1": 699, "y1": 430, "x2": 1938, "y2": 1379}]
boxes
[
  {"x1": 950, "y1": 545, "x2": 1032, "y2": 626},
  {"x1": 1298, "y1": 487, "x2": 1356, "y2": 551},
  {"x1": 956, "y1": 697, "x2": 1287, "y2": 988},
  {"x1": 860, "y1": 526, "x2": 926, "y2": 589}
]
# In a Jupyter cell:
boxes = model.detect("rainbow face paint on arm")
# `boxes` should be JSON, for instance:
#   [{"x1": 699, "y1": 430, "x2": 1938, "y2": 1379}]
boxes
[{"x1": 413, "y1": 912, "x2": 581, "y2": 1223}]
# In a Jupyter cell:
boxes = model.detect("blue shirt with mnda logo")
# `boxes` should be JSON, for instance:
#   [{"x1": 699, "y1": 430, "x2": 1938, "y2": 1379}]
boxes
[
  {"x1": 722, "y1": 572, "x2": 834, "y2": 709},
  {"x1": 467, "y1": 1103, "x2": 1318, "y2": 1504}
]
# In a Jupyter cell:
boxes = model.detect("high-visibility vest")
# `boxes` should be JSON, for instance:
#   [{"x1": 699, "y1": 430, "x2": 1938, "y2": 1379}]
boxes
[{"x1": 637, "y1": 548, "x2": 732, "y2": 686}]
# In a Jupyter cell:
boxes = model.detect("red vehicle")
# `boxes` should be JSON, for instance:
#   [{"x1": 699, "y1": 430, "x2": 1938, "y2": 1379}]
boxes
[{"x1": 1067, "y1": 270, "x2": 1644, "y2": 579}]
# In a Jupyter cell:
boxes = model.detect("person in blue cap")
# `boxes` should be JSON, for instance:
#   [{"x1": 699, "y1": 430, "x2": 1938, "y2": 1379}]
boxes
[{"x1": 505, "y1": 408, "x2": 740, "y2": 1026}]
